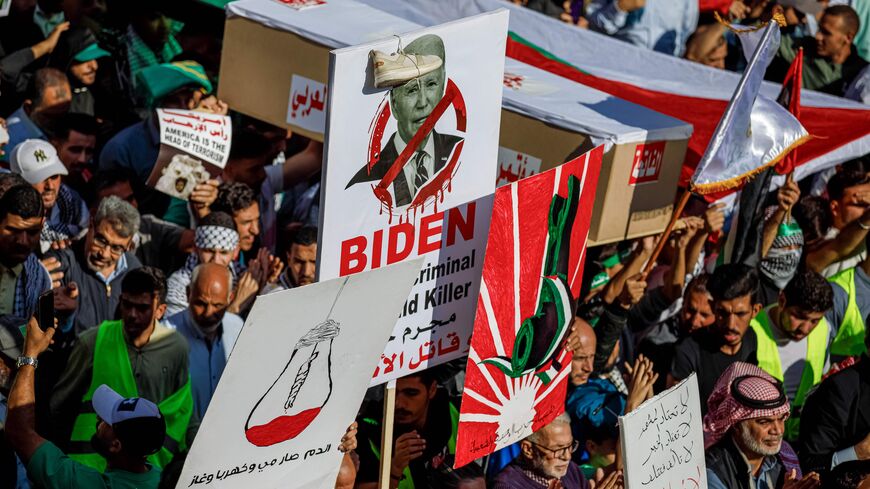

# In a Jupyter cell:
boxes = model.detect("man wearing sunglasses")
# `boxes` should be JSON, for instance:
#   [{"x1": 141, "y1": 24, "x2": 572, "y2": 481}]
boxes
[{"x1": 492, "y1": 413, "x2": 591, "y2": 489}]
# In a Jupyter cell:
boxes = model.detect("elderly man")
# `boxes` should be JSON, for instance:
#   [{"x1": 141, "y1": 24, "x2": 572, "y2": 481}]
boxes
[
  {"x1": 704, "y1": 362, "x2": 820, "y2": 489},
  {"x1": 492, "y1": 413, "x2": 590, "y2": 488},
  {"x1": 10, "y1": 139, "x2": 89, "y2": 251},
  {"x1": 165, "y1": 263, "x2": 243, "y2": 420},
  {"x1": 347, "y1": 35, "x2": 462, "y2": 207},
  {"x1": 165, "y1": 211, "x2": 240, "y2": 316},
  {"x1": 50, "y1": 267, "x2": 193, "y2": 472},
  {"x1": 6, "y1": 68, "x2": 71, "y2": 150},
  {"x1": 45, "y1": 195, "x2": 141, "y2": 334}
]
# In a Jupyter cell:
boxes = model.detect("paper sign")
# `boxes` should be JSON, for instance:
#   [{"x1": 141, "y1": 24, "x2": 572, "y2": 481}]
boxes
[
  {"x1": 148, "y1": 109, "x2": 232, "y2": 200},
  {"x1": 287, "y1": 74, "x2": 327, "y2": 135},
  {"x1": 496, "y1": 146, "x2": 542, "y2": 187},
  {"x1": 177, "y1": 259, "x2": 423, "y2": 489},
  {"x1": 619, "y1": 374, "x2": 707, "y2": 489},
  {"x1": 629, "y1": 141, "x2": 665, "y2": 185},
  {"x1": 275, "y1": 0, "x2": 326, "y2": 10},
  {"x1": 0, "y1": 0, "x2": 11, "y2": 17},
  {"x1": 454, "y1": 146, "x2": 604, "y2": 468},
  {"x1": 319, "y1": 11, "x2": 509, "y2": 385}
]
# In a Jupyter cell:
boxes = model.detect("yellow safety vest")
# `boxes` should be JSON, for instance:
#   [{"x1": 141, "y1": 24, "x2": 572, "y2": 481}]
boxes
[
  {"x1": 67, "y1": 320, "x2": 193, "y2": 472},
  {"x1": 751, "y1": 308, "x2": 828, "y2": 440},
  {"x1": 828, "y1": 268, "x2": 869, "y2": 356}
]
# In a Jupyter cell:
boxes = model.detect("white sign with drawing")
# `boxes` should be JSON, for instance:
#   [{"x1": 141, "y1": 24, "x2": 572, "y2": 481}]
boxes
[
  {"x1": 619, "y1": 374, "x2": 707, "y2": 489},
  {"x1": 177, "y1": 259, "x2": 423, "y2": 489}
]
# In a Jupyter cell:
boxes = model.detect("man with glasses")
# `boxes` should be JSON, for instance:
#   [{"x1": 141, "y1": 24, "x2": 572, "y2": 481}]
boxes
[
  {"x1": 492, "y1": 412, "x2": 590, "y2": 488},
  {"x1": 45, "y1": 195, "x2": 141, "y2": 334}
]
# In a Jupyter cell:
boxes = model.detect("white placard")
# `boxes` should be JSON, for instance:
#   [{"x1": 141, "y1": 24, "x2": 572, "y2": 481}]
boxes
[
  {"x1": 495, "y1": 146, "x2": 542, "y2": 187},
  {"x1": 287, "y1": 74, "x2": 327, "y2": 134},
  {"x1": 177, "y1": 259, "x2": 423, "y2": 489},
  {"x1": 318, "y1": 10, "x2": 508, "y2": 384},
  {"x1": 620, "y1": 374, "x2": 707, "y2": 489}
]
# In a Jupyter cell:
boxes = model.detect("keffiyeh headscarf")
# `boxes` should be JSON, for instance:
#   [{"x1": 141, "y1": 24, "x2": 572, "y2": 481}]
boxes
[
  {"x1": 13, "y1": 254, "x2": 52, "y2": 319},
  {"x1": 41, "y1": 185, "x2": 89, "y2": 250},
  {"x1": 760, "y1": 219, "x2": 804, "y2": 290},
  {"x1": 195, "y1": 225, "x2": 239, "y2": 252},
  {"x1": 703, "y1": 362, "x2": 791, "y2": 449}
]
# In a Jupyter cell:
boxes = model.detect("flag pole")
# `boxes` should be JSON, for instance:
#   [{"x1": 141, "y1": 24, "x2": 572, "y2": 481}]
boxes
[
  {"x1": 378, "y1": 379, "x2": 397, "y2": 489},
  {"x1": 642, "y1": 190, "x2": 692, "y2": 275}
]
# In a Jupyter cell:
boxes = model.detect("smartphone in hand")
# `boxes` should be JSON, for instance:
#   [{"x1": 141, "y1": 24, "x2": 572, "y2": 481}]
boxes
[{"x1": 37, "y1": 290, "x2": 54, "y2": 332}]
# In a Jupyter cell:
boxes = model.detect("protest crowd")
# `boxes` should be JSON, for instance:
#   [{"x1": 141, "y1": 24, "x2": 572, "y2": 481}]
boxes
[{"x1": 0, "y1": 0, "x2": 869, "y2": 488}]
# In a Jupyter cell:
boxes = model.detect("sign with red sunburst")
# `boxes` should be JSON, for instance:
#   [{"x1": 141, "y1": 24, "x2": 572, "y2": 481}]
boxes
[{"x1": 455, "y1": 146, "x2": 603, "y2": 467}]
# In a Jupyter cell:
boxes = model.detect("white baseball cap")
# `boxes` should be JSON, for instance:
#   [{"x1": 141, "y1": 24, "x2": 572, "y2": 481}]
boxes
[
  {"x1": 92, "y1": 384, "x2": 162, "y2": 426},
  {"x1": 10, "y1": 139, "x2": 68, "y2": 185}
]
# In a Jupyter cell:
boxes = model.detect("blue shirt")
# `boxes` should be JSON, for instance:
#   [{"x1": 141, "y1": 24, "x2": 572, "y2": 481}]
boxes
[
  {"x1": 6, "y1": 106, "x2": 46, "y2": 151},
  {"x1": 586, "y1": 0, "x2": 698, "y2": 57},
  {"x1": 165, "y1": 310, "x2": 244, "y2": 420},
  {"x1": 98, "y1": 116, "x2": 160, "y2": 182}
]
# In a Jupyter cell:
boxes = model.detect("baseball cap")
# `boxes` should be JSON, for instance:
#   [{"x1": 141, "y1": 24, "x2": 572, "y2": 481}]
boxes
[
  {"x1": 10, "y1": 139, "x2": 68, "y2": 185},
  {"x1": 74, "y1": 42, "x2": 111, "y2": 63},
  {"x1": 92, "y1": 385, "x2": 166, "y2": 456}
]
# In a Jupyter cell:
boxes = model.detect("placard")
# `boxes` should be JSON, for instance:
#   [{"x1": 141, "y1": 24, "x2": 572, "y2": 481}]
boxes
[
  {"x1": 454, "y1": 146, "x2": 603, "y2": 467},
  {"x1": 147, "y1": 109, "x2": 231, "y2": 200},
  {"x1": 318, "y1": 10, "x2": 509, "y2": 384},
  {"x1": 496, "y1": 146, "x2": 542, "y2": 187},
  {"x1": 287, "y1": 74, "x2": 327, "y2": 135},
  {"x1": 619, "y1": 374, "x2": 707, "y2": 489},
  {"x1": 177, "y1": 259, "x2": 422, "y2": 488}
]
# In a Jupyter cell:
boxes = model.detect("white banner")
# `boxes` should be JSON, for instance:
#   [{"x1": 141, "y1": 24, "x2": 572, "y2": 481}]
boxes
[
  {"x1": 177, "y1": 260, "x2": 422, "y2": 489},
  {"x1": 318, "y1": 10, "x2": 508, "y2": 384},
  {"x1": 620, "y1": 374, "x2": 707, "y2": 489}
]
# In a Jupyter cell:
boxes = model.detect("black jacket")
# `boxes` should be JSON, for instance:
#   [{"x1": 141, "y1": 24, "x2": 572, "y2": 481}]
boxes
[
  {"x1": 799, "y1": 355, "x2": 870, "y2": 476},
  {"x1": 707, "y1": 436, "x2": 788, "y2": 489}
]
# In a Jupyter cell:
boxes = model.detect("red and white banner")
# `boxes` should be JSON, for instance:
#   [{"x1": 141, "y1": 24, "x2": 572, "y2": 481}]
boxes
[
  {"x1": 318, "y1": 11, "x2": 508, "y2": 385},
  {"x1": 455, "y1": 146, "x2": 603, "y2": 468}
]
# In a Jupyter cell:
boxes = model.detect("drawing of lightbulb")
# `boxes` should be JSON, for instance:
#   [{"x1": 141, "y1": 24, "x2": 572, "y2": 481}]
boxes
[{"x1": 245, "y1": 318, "x2": 340, "y2": 447}]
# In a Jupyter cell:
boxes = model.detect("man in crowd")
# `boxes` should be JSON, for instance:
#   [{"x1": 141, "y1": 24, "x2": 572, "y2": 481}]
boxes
[
  {"x1": 165, "y1": 263, "x2": 243, "y2": 420},
  {"x1": 211, "y1": 182, "x2": 260, "y2": 263},
  {"x1": 47, "y1": 25, "x2": 111, "y2": 115},
  {"x1": 670, "y1": 264, "x2": 761, "y2": 410},
  {"x1": 356, "y1": 370, "x2": 460, "y2": 489},
  {"x1": 165, "y1": 211, "x2": 240, "y2": 316},
  {"x1": 585, "y1": 0, "x2": 699, "y2": 57},
  {"x1": 50, "y1": 267, "x2": 193, "y2": 472},
  {"x1": 492, "y1": 413, "x2": 591, "y2": 489},
  {"x1": 799, "y1": 330, "x2": 870, "y2": 477},
  {"x1": 771, "y1": 5, "x2": 868, "y2": 96},
  {"x1": 5, "y1": 316, "x2": 165, "y2": 488},
  {"x1": 49, "y1": 112, "x2": 98, "y2": 195},
  {"x1": 46, "y1": 195, "x2": 141, "y2": 334},
  {"x1": 751, "y1": 270, "x2": 835, "y2": 440},
  {"x1": 6, "y1": 68, "x2": 71, "y2": 150},
  {"x1": 10, "y1": 139, "x2": 88, "y2": 251},
  {"x1": 0, "y1": 185, "x2": 50, "y2": 319},
  {"x1": 264, "y1": 225, "x2": 317, "y2": 293},
  {"x1": 704, "y1": 362, "x2": 820, "y2": 489},
  {"x1": 825, "y1": 232, "x2": 870, "y2": 357}
]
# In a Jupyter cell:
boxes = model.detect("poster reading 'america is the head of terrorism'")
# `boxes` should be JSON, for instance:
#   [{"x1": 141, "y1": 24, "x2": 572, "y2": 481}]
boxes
[
  {"x1": 318, "y1": 10, "x2": 508, "y2": 385},
  {"x1": 454, "y1": 146, "x2": 604, "y2": 468}
]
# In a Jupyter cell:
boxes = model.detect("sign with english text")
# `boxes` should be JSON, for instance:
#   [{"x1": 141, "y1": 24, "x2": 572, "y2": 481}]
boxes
[
  {"x1": 455, "y1": 146, "x2": 603, "y2": 468},
  {"x1": 176, "y1": 260, "x2": 422, "y2": 489},
  {"x1": 287, "y1": 74, "x2": 327, "y2": 135},
  {"x1": 318, "y1": 11, "x2": 508, "y2": 385},
  {"x1": 147, "y1": 109, "x2": 231, "y2": 201},
  {"x1": 619, "y1": 374, "x2": 707, "y2": 489}
]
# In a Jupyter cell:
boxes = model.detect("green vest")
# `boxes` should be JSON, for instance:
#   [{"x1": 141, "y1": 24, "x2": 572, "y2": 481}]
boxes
[
  {"x1": 750, "y1": 308, "x2": 828, "y2": 440},
  {"x1": 68, "y1": 320, "x2": 193, "y2": 472},
  {"x1": 365, "y1": 402, "x2": 460, "y2": 489},
  {"x1": 828, "y1": 268, "x2": 869, "y2": 356}
]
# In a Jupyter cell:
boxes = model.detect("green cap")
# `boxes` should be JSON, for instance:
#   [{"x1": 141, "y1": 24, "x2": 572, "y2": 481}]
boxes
[
  {"x1": 136, "y1": 61, "x2": 214, "y2": 108},
  {"x1": 73, "y1": 42, "x2": 111, "y2": 63}
]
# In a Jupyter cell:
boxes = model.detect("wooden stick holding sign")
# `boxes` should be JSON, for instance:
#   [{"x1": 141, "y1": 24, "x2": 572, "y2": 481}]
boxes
[
  {"x1": 642, "y1": 190, "x2": 691, "y2": 275},
  {"x1": 378, "y1": 379, "x2": 397, "y2": 489}
]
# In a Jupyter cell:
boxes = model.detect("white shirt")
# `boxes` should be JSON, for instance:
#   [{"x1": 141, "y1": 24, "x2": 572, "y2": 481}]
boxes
[{"x1": 394, "y1": 131, "x2": 436, "y2": 198}]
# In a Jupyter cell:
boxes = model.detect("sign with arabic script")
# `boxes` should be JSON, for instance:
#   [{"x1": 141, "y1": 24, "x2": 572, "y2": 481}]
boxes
[
  {"x1": 147, "y1": 109, "x2": 231, "y2": 200},
  {"x1": 287, "y1": 74, "x2": 327, "y2": 135},
  {"x1": 176, "y1": 260, "x2": 422, "y2": 489},
  {"x1": 619, "y1": 374, "x2": 707, "y2": 489},
  {"x1": 496, "y1": 146, "x2": 542, "y2": 187}
]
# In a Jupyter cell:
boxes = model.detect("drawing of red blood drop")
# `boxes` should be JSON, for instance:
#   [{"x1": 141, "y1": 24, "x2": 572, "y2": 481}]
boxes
[{"x1": 245, "y1": 319, "x2": 339, "y2": 447}]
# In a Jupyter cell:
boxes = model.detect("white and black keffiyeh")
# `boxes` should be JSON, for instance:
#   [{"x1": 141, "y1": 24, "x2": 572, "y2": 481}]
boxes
[
  {"x1": 41, "y1": 185, "x2": 89, "y2": 249},
  {"x1": 13, "y1": 253, "x2": 52, "y2": 319},
  {"x1": 194, "y1": 225, "x2": 239, "y2": 251}
]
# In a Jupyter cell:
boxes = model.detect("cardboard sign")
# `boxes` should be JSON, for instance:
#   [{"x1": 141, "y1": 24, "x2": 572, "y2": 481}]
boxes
[
  {"x1": 148, "y1": 109, "x2": 231, "y2": 200},
  {"x1": 318, "y1": 11, "x2": 508, "y2": 385},
  {"x1": 276, "y1": 0, "x2": 326, "y2": 10},
  {"x1": 629, "y1": 141, "x2": 665, "y2": 185},
  {"x1": 287, "y1": 74, "x2": 327, "y2": 135},
  {"x1": 454, "y1": 146, "x2": 603, "y2": 468},
  {"x1": 620, "y1": 374, "x2": 707, "y2": 489},
  {"x1": 177, "y1": 259, "x2": 422, "y2": 489},
  {"x1": 496, "y1": 146, "x2": 542, "y2": 187}
]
